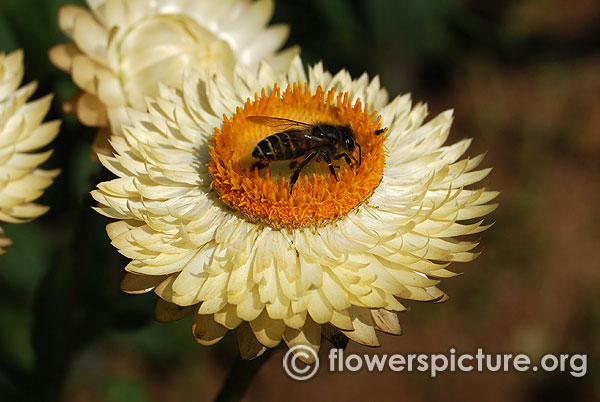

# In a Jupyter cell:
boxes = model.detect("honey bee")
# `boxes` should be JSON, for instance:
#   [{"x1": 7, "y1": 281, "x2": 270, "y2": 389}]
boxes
[{"x1": 247, "y1": 116, "x2": 385, "y2": 191}]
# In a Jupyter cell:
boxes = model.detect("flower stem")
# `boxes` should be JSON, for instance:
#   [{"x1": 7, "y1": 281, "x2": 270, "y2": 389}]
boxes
[{"x1": 214, "y1": 349, "x2": 273, "y2": 402}]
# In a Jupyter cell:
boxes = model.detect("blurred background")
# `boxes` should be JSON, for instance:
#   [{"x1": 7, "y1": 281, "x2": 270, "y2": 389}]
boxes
[{"x1": 0, "y1": 0, "x2": 599, "y2": 401}]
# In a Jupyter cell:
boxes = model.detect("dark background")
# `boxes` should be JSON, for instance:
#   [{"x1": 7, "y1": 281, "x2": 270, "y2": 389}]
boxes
[{"x1": 0, "y1": 0, "x2": 599, "y2": 401}]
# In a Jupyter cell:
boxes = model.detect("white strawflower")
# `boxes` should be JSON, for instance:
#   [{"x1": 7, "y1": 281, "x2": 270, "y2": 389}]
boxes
[
  {"x1": 92, "y1": 56, "x2": 497, "y2": 361},
  {"x1": 49, "y1": 0, "x2": 298, "y2": 155},
  {"x1": 0, "y1": 50, "x2": 60, "y2": 254}
]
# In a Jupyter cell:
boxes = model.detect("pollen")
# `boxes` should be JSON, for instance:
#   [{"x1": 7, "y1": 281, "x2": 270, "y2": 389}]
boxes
[{"x1": 208, "y1": 83, "x2": 386, "y2": 229}]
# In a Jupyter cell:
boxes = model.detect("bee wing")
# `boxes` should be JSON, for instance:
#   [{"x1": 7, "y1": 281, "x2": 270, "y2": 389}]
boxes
[
  {"x1": 300, "y1": 131, "x2": 331, "y2": 144},
  {"x1": 246, "y1": 116, "x2": 313, "y2": 132}
]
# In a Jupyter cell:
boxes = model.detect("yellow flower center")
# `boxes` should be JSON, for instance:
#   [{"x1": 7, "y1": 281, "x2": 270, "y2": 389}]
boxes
[{"x1": 209, "y1": 83, "x2": 386, "y2": 229}]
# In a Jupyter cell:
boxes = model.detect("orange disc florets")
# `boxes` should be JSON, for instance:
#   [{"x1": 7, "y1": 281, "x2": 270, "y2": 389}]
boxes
[{"x1": 208, "y1": 83, "x2": 386, "y2": 228}]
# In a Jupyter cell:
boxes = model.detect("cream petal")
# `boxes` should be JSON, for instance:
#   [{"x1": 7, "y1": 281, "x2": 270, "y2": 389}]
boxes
[
  {"x1": 72, "y1": 11, "x2": 109, "y2": 64},
  {"x1": 103, "y1": 0, "x2": 129, "y2": 28},
  {"x1": 283, "y1": 310, "x2": 307, "y2": 329},
  {"x1": 282, "y1": 317, "x2": 321, "y2": 364},
  {"x1": 193, "y1": 313, "x2": 228, "y2": 346},
  {"x1": 299, "y1": 255, "x2": 323, "y2": 291},
  {"x1": 342, "y1": 307, "x2": 380, "y2": 347},
  {"x1": 306, "y1": 290, "x2": 333, "y2": 324},
  {"x1": 240, "y1": 24, "x2": 290, "y2": 64},
  {"x1": 321, "y1": 270, "x2": 351, "y2": 311},
  {"x1": 249, "y1": 310, "x2": 284, "y2": 348},
  {"x1": 71, "y1": 55, "x2": 101, "y2": 94},
  {"x1": 57, "y1": 5, "x2": 90, "y2": 38},
  {"x1": 223, "y1": 0, "x2": 274, "y2": 51},
  {"x1": 214, "y1": 304, "x2": 243, "y2": 330},
  {"x1": 264, "y1": 291, "x2": 290, "y2": 320},
  {"x1": 236, "y1": 321, "x2": 267, "y2": 360},
  {"x1": 75, "y1": 93, "x2": 109, "y2": 126},
  {"x1": 97, "y1": 72, "x2": 127, "y2": 106},
  {"x1": 236, "y1": 289, "x2": 264, "y2": 321},
  {"x1": 329, "y1": 309, "x2": 354, "y2": 331},
  {"x1": 371, "y1": 309, "x2": 402, "y2": 335},
  {"x1": 155, "y1": 298, "x2": 196, "y2": 322},
  {"x1": 120, "y1": 272, "x2": 167, "y2": 294},
  {"x1": 48, "y1": 44, "x2": 80, "y2": 73}
]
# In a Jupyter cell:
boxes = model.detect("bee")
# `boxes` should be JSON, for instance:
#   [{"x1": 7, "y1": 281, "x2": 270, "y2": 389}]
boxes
[{"x1": 247, "y1": 116, "x2": 385, "y2": 191}]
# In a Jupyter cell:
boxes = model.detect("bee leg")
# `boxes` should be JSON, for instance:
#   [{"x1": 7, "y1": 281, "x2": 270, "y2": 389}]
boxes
[
  {"x1": 251, "y1": 160, "x2": 269, "y2": 172},
  {"x1": 320, "y1": 151, "x2": 338, "y2": 181},
  {"x1": 334, "y1": 153, "x2": 353, "y2": 166},
  {"x1": 290, "y1": 150, "x2": 319, "y2": 192},
  {"x1": 335, "y1": 153, "x2": 358, "y2": 174}
]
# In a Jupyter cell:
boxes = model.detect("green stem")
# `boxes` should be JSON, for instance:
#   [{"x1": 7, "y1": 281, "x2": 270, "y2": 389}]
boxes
[{"x1": 214, "y1": 349, "x2": 273, "y2": 402}]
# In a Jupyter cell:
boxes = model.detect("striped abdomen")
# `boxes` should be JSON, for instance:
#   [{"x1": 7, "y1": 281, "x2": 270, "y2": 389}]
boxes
[{"x1": 252, "y1": 131, "x2": 315, "y2": 161}]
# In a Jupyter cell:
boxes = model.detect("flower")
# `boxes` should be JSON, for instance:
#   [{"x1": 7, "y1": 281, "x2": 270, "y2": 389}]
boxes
[
  {"x1": 49, "y1": 0, "x2": 298, "y2": 156},
  {"x1": 92, "y1": 56, "x2": 497, "y2": 361},
  {"x1": 0, "y1": 50, "x2": 60, "y2": 254}
]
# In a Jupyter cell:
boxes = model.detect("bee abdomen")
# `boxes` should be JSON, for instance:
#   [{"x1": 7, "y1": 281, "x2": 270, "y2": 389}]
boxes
[{"x1": 252, "y1": 132, "x2": 305, "y2": 160}]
